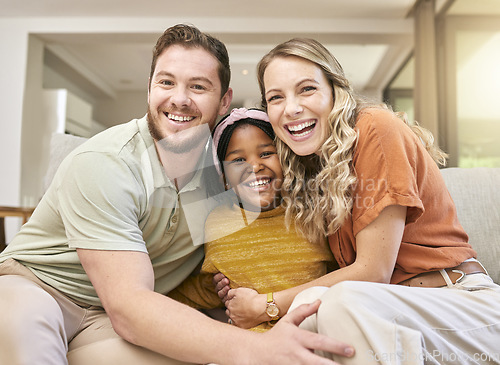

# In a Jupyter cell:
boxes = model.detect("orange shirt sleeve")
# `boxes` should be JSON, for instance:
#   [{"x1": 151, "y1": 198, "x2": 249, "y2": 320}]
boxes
[{"x1": 351, "y1": 108, "x2": 424, "y2": 236}]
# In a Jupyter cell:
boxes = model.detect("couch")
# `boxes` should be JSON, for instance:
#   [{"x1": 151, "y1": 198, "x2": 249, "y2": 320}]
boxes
[{"x1": 440, "y1": 167, "x2": 500, "y2": 284}]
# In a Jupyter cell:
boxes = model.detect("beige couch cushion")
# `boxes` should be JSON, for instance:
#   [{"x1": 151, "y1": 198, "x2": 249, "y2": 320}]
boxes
[
  {"x1": 43, "y1": 133, "x2": 88, "y2": 192},
  {"x1": 440, "y1": 167, "x2": 500, "y2": 284}
]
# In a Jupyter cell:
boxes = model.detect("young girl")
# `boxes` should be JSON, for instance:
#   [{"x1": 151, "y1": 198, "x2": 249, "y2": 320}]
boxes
[
  {"x1": 214, "y1": 39, "x2": 500, "y2": 362},
  {"x1": 168, "y1": 107, "x2": 335, "y2": 332}
]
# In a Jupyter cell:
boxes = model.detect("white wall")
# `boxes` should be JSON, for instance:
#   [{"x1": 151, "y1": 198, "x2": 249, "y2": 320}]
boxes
[
  {"x1": 0, "y1": 22, "x2": 30, "y2": 241},
  {"x1": 21, "y1": 35, "x2": 47, "y2": 207},
  {"x1": 94, "y1": 90, "x2": 148, "y2": 126},
  {"x1": 0, "y1": 22, "x2": 29, "y2": 204},
  {"x1": 43, "y1": 62, "x2": 98, "y2": 108}
]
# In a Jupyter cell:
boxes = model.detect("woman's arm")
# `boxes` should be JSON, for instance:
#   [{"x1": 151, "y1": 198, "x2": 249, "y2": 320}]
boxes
[{"x1": 218, "y1": 205, "x2": 406, "y2": 328}]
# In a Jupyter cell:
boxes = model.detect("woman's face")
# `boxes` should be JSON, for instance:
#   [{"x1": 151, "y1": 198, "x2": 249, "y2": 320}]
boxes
[
  {"x1": 263, "y1": 56, "x2": 334, "y2": 156},
  {"x1": 223, "y1": 124, "x2": 283, "y2": 212}
]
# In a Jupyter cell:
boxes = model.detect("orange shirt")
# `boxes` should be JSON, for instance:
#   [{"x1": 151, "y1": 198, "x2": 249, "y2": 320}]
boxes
[{"x1": 328, "y1": 108, "x2": 475, "y2": 283}]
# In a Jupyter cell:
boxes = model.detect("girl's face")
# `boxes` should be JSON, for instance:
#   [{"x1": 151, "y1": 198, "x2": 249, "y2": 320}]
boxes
[
  {"x1": 263, "y1": 56, "x2": 334, "y2": 156},
  {"x1": 223, "y1": 124, "x2": 283, "y2": 212}
]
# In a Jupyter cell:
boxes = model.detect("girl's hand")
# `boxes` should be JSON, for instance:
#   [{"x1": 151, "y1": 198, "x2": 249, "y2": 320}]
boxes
[
  {"x1": 213, "y1": 272, "x2": 231, "y2": 303},
  {"x1": 225, "y1": 287, "x2": 267, "y2": 329}
]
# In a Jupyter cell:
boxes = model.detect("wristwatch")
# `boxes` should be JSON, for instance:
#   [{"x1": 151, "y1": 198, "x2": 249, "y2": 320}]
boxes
[{"x1": 265, "y1": 292, "x2": 280, "y2": 320}]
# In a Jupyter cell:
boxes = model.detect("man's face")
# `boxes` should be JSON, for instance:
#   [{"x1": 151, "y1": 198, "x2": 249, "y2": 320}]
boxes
[{"x1": 147, "y1": 45, "x2": 232, "y2": 153}]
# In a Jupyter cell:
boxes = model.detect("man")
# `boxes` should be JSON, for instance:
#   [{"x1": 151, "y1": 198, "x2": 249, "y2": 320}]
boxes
[{"x1": 0, "y1": 24, "x2": 354, "y2": 364}]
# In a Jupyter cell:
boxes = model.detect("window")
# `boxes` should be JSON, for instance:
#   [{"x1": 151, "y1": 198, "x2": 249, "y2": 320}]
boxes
[
  {"x1": 384, "y1": 56, "x2": 414, "y2": 125},
  {"x1": 455, "y1": 30, "x2": 500, "y2": 167}
]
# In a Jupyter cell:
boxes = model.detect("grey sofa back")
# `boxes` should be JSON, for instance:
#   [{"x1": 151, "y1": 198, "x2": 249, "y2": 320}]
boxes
[{"x1": 441, "y1": 167, "x2": 500, "y2": 284}]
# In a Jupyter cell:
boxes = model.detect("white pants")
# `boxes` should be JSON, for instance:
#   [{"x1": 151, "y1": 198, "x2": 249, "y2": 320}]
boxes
[{"x1": 290, "y1": 274, "x2": 500, "y2": 365}]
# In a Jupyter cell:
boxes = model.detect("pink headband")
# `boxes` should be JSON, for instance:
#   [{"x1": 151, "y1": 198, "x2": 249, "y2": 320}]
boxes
[{"x1": 212, "y1": 107, "x2": 270, "y2": 175}]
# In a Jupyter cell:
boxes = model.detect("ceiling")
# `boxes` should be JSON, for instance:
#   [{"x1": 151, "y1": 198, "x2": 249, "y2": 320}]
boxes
[{"x1": 1, "y1": 0, "x2": 498, "y2": 120}]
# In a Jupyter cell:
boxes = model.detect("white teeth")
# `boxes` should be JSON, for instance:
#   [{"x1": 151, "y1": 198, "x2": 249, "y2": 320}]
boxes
[
  {"x1": 167, "y1": 113, "x2": 195, "y2": 122},
  {"x1": 291, "y1": 129, "x2": 313, "y2": 138},
  {"x1": 287, "y1": 120, "x2": 315, "y2": 132},
  {"x1": 248, "y1": 178, "x2": 270, "y2": 188}
]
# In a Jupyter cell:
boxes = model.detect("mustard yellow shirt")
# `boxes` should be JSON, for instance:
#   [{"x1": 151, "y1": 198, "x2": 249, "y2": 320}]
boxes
[{"x1": 169, "y1": 203, "x2": 335, "y2": 331}]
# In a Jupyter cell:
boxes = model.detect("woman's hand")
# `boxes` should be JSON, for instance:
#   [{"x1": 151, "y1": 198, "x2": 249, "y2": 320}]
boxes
[
  {"x1": 213, "y1": 273, "x2": 269, "y2": 328},
  {"x1": 225, "y1": 288, "x2": 267, "y2": 329}
]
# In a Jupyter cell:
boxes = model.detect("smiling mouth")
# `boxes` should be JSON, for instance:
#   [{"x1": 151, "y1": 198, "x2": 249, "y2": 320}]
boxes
[
  {"x1": 165, "y1": 112, "x2": 196, "y2": 123},
  {"x1": 246, "y1": 177, "x2": 272, "y2": 189},
  {"x1": 286, "y1": 120, "x2": 316, "y2": 137}
]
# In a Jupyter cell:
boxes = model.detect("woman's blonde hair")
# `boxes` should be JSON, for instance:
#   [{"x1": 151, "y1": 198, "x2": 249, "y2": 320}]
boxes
[{"x1": 257, "y1": 38, "x2": 447, "y2": 243}]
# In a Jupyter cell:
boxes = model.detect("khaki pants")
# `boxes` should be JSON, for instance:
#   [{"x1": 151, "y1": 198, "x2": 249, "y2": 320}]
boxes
[
  {"x1": 0, "y1": 259, "x2": 192, "y2": 365},
  {"x1": 290, "y1": 274, "x2": 500, "y2": 364}
]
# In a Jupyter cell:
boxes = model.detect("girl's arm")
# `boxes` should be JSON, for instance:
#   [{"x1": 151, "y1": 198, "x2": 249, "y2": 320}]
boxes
[{"x1": 218, "y1": 205, "x2": 406, "y2": 329}]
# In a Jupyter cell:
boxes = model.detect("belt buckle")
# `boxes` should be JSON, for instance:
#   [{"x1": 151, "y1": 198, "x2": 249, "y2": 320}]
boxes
[{"x1": 451, "y1": 269, "x2": 466, "y2": 283}]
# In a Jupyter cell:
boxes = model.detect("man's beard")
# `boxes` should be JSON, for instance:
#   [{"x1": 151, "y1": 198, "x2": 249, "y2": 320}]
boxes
[{"x1": 147, "y1": 109, "x2": 210, "y2": 154}]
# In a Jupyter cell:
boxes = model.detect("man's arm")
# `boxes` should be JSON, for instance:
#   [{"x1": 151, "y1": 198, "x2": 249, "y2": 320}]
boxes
[{"x1": 77, "y1": 248, "x2": 354, "y2": 364}]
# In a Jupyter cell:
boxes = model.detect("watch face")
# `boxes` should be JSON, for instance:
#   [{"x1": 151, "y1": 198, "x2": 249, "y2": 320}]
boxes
[{"x1": 266, "y1": 303, "x2": 279, "y2": 317}]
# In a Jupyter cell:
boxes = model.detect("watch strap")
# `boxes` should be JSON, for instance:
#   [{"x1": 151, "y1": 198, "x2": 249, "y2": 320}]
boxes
[{"x1": 265, "y1": 292, "x2": 280, "y2": 319}]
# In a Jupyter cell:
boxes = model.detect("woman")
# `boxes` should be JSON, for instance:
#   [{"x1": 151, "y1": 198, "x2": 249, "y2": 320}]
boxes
[{"x1": 215, "y1": 38, "x2": 500, "y2": 364}]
